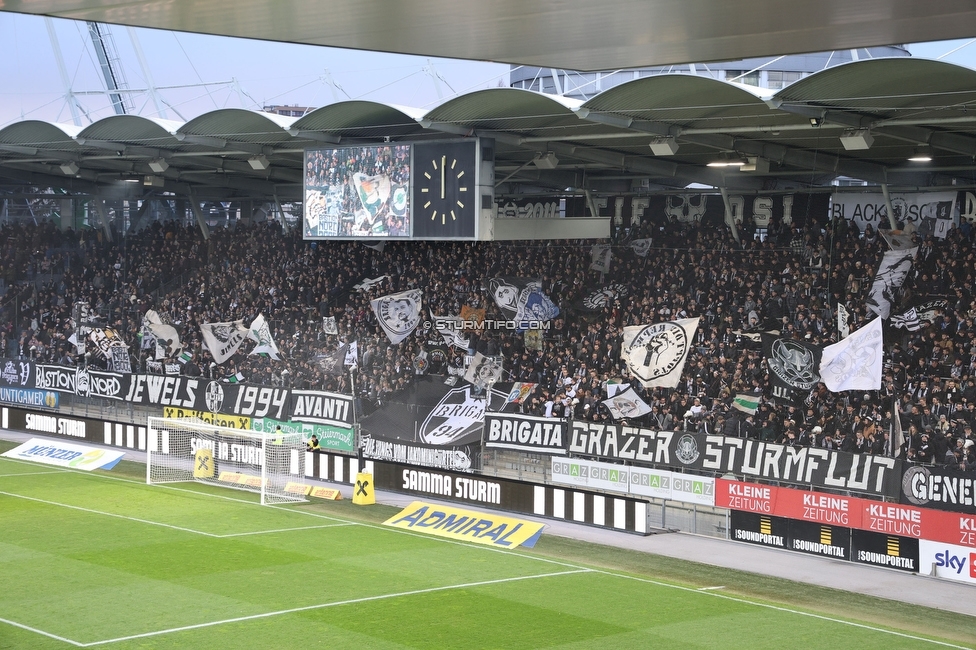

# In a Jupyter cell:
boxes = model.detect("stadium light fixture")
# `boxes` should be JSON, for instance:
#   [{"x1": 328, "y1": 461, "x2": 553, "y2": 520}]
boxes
[
  {"x1": 840, "y1": 129, "x2": 874, "y2": 151},
  {"x1": 148, "y1": 158, "x2": 169, "y2": 173},
  {"x1": 248, "y1": 155, "x2": 270, "y2": 170},
  {"x1": 60, "y1": 161, "x2": 80, "y2": 175},
  {"x1": 740, "y1": 156, "x2": 770, "y2": 173},
  {"x1": 532, "y1": 152, "x2": 559, "y2": 169},
  {"x1": 908, "y1": 146, "x2": 932, "y2": 162},
  {"x1": 649, "y1": 137, "x2": 679, "y2": 156}
]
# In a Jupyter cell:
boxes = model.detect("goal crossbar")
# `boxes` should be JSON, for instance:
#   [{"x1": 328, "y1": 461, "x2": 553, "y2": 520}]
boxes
[{"x1": 146, "y1": 416, "x2": 306, "y2": 505}]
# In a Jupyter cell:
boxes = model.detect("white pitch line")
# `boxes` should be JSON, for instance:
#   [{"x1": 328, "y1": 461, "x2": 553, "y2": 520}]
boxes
[
  {"x1": 597, "y1": 570, "x2": 973, "y2": 650},
  {"x1": 216, "y1": 523, "x2": 355, "y2": 538},
  {"x1": 78, "y1": 568, "x2": 592, "y2": 647},
  {"x1": 0, "y1": 470, "x2": 65, "y2": 478},
  {"x1": 0, "y1": 490, "x2": 221, "y2": 538},
  {"x1": 0, "y1": 616, "x2": 84, "y2": 647}
]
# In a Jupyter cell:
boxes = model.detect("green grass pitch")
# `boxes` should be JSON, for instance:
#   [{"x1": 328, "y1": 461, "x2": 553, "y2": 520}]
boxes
[{"x1": 0, "y1": 450, "x2": 973, "y2": 649}]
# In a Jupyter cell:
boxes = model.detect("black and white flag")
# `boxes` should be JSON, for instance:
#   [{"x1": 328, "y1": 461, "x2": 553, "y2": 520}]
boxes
[
  {"x1": 318, "y1": 344, "x2": 348, "y2": 376},
  {"x1": 620, "y1": 318, "x2": 700, "y2": 389},
  {"x1": 431, "y1": 312, "x2": 470, "y2": 350},
  {"x1": 866, "y1": 247, "x2": 917, "y2": 319},
  {"x1": 761, "y1": 333, "x2": 822, "y2": 407},
  {"x1": 200, "y1": 320, "x2": 249, "y2": 364},
  {"x1": 353, "y1": 275, "x2": 389, "y2": 292},
  {"x1": 464, "y1": 352, "x2": 503, "y2": 389},
  {"x1": 576, "y1": 284, "x2": 628, "y2": 312},
  {"x1": 371, "y1": 289, "x2": 423, "y2": 344},
  {"x1": 322, "y1": 316, "x2": 338, "y2": 336},
  {"x1": 601, "y1": 387, "x2": 652, "y2": 420},
  {"x1": 247, "y1": 313, "x2": 281, "y2": 360},
  {"x1": 889, "y1": 307, "x2": 921, "y2": 332},
  {"x1": 837, "y1": 303, "x2": 851, "y2": 339},
  {"x1": 589, "y1": 244, "x2": 612, "y2": 273},
  {"x1": 344, "y1": 341, "x2": 359, "y2": 367},
  {"x1": 630, "y1": 238, "x2": 653, "y2": 258},
  {"x1": 488, "y1": 277, "x2": 560, "y2": 325}
]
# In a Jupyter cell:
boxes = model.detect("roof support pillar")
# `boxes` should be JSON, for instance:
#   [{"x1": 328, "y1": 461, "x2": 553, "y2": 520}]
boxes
[
  {"x1": 90, "y1": 198, "x2": 113, "y2": 242},
  {"x1": 187, "y1": 194, "x2": 211, "y2": 241},
  {"x1": 880, "y1": 183, "x2": 899, "y2": 231}
]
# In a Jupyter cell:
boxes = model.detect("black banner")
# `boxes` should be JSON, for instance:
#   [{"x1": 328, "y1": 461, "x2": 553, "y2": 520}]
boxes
[
  {"x1": 729, "y1": 511, "x2": 789, "y2": 549},
  {"x1": 851, "y1": 529, "x2": 919, "y2": 572},
  {"x1": 761, "y1": 333, "x2": 822, "y2": 407},
  {"x1": 0, "y1": 359, "x2": 33, "y2": 388},
  {"x1": 360, "y1": 434, "x2": 480, "y2": 472},
  {"x1": 787, "y1": 518, "x2": 851, "y2": 560},
  {"x1": 371, "y1": 461, "x2": 537, "y2": 511},
  {"x1": 484, "y1": 413, "x2": 567, "y2": 455},
  {"x1": 645, "y1": 193, "x2": 829, "y2": 228},
  {"x1": 289, "y1": 389, "x2": 354, "y2": 428},
  {"x1": 569, "y1": 422, "x2": 902, "y2": 498},
  {"x1": 900, "y1": 465, "x2": 976, "y2": 515},
  {"x1": 2, "y1": 405, "x2": 136, "y2": 448}
]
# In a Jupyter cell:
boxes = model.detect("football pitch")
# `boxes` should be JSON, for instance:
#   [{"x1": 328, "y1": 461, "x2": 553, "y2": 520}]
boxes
[{"x1": 0, "y1": 452, "x2": 973, "y2": 649}]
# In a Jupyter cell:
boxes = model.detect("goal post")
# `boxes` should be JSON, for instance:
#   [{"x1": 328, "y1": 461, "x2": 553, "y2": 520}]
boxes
[{"x1": 146, "y1": 416, "x2": 307, "y2": 505}]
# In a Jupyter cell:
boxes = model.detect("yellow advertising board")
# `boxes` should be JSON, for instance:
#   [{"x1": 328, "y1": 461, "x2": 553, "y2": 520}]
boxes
[
  {"x1": 193, "y1": 447, "x2": 215, "y2": 478},
  {"x1": 162, "y1": 407, "x2": 251, "y2": 430},
  {"x1": 309, "y1": 487, "x2": 342, "y2": 500},
  {"x1": 284, "y1": 482, "x2": 311, "y2": 496},
  {"x1": 384, "y1": 501, "x2": 545, "y2": 549}
]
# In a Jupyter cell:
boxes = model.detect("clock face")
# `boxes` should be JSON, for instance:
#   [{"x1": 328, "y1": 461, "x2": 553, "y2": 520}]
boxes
[{"x1": 412, "y1": 141, "x2": 477, "y2": 238}]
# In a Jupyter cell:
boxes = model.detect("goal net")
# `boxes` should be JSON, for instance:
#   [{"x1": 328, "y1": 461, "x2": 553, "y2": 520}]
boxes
[{"x1": 146, "y1": 416, "x2": 307, "y2": 505}]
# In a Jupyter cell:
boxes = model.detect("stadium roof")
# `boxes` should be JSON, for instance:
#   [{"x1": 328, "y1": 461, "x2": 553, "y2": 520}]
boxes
[
  {"x1": 3, "y1": 58, "x2": 976, "y2": 201},
  {"x1": 4, "y1": 0, "x2": 976, "y2": 72}
]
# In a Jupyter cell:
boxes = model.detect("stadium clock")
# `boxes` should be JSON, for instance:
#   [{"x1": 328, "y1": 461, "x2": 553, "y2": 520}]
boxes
[{"x1": 412, "y1": 140, "x2": 478, "y2": 238}]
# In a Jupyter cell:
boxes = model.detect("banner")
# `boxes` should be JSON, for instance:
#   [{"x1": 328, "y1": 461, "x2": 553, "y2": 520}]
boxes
[
  {"x1": 0, "y1": 388, "x2": 58, "y2": 409},
  {"x1": 620, "y1": 318, "x2": 700, "y2": 389},
  {"x1": 829, "y1": 191, "x2": 955, "y2": 232},
  {"x1": 371, "y1": 289, "x2": 423, "y2": 344},
  {"x1": 865, "y1": 248, "x2": 917, "y2": 319},
  {"x1": 360, "y1": 435, "x2": 476, "y2": 471},
  {"x1": 288, "y1": 389, "x2": 355, "y2": 428},
  {"x1": 162, "y1": 406, "x2": 251, "y2": 429},
  {"x1": 431, "y1": 313, "x2": 470, "y2": 350},
  {"x1": 630, "y1": 238, "x2": 652, "y2": 257},
  {"x1": 484, "y1": 413, "x2": 567, "y2": 454},
  {"x1": 0, "y1": 359, "x2": 32, "y2": 388},
  {"x1": 732, "y1": 393, "x2": 759, "y2": 415},
  {"x1": 601, "y1": 387, "x2": 652, "y2": 420},
  {"x1": 729, "y1": 511, "x2": 789, "y2": 549},
  {"x1": 504, "y1": 382, "x2": 537, "y2": 405},
  {"x1": 252, "y1": 416, "x2": 354, "y2": 454},
  {"x1": 901, "y1": 464, "x2": 976, "y2": 515},
  {"x1": 551, "y1": 456, "x2": 715, "y2": 506},
  {"x1": 570, "y1": 423, "x2": 902, "y2": 498},
  {"x1": 647, "y1": 193, "x2": 829, "y2": 228},
  {"x1": 1, "y1": 437, "x2": 124, "y2": 471},
  {"x1": 837, "y1": 303, "x2": 851, "y2": 338},
  {"x1": 200, "y1": 320, "x2": 249, "y2": 364},
  {"x1": 761, "y1": 333, "x2": 821, "y2": 406},
  {"x1": 819, "y1": 317, "x2": 883, "y2": 392},
  {"x1": 384, "y1": 501, "x2": 545, "y2": 549},
  {"x1": 851, "y1": 529, "x2": 919, "y2": 572},
  {"x1": 918, "y1": 540, "x2": 976, "y2": 584}
]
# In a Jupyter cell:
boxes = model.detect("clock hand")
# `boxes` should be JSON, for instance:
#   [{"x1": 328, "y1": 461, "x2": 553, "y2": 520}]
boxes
[{"x1": 440, "y1": 155, "x2": 445, "y2": 200}]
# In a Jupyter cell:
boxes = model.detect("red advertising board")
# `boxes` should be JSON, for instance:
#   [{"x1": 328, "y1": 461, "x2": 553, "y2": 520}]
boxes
[{"x1": 716, "y1": 479, "x2": 976, "y2": 549}]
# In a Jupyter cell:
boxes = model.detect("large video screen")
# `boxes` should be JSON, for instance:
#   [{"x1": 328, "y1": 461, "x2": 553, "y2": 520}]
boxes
[{"x1": 303, "y1": 145, "x2": 411, "y2": 238}]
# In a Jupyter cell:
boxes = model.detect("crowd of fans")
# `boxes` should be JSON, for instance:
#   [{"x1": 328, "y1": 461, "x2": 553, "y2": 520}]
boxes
[{"x1": 2, "y1": 208, "x2": 976, "y2": 471}]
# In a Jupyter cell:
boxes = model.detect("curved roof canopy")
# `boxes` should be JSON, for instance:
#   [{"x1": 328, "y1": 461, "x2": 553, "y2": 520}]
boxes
[
  {"x1": 3, "y1": 58, "x2": 976, "y2": 201},
  {"x1": 5, "y1": 0, "x2": 976, "y2": 72}
]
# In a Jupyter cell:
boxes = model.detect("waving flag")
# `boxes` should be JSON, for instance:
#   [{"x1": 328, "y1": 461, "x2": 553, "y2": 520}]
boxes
[
  {"x1": 247, "y1": 314, "x2": 281, "y2": 360},
  {"x1": 819, "y1": 317, "x2": 883, "y2": 392},
  {"x1": 620, "y1": 318, "x2": 700, "y2": 389},
  {"x1": 371, "y1": 289, "x2": 423, "y2": 344}
]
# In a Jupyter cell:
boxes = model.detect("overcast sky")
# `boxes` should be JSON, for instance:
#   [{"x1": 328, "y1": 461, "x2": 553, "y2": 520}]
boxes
[{"x1": 0, "y1": 12, "x2": 974, "y2": 128}]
